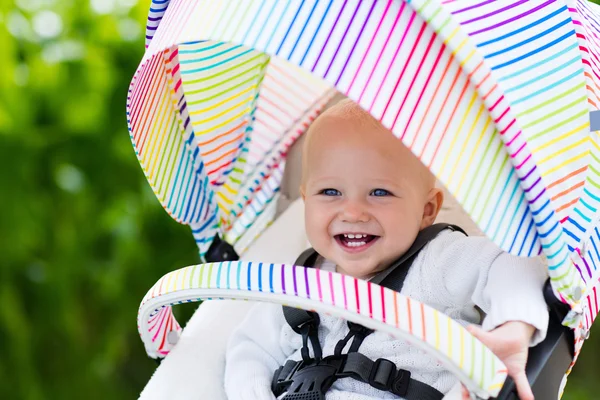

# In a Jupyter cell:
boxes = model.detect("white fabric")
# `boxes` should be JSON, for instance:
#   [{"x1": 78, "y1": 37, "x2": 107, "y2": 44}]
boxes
[
  {"x1": 139, "y1": 199, "x2": 307, "y2": 400},
  {"x1": 225, "y1": 231, "x2": 549, "y2": 400}
]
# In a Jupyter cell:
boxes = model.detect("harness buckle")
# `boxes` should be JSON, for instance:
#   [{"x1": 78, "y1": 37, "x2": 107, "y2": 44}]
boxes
[
  {"x1": 369, "y1": 358, "x2": 411, "y2": 396},
  {"x1": 369, "y1": 358, "x2": 395, "y2": 391},
  {"x1": 272, "y1": 355, "x2": 347, "y2": 400},
  {"x1": 391, "y1": 369, "x2": 411, "y2": 396}
]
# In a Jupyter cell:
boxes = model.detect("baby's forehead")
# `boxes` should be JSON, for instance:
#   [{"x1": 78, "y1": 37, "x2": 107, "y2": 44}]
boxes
[
  {"x1": 302, "y1": 99, "x2": 436, "y2": 187},
  {"x1": 306, "y1": 113, "x2": 403, "y2": 156},
  {"x1": 306, "y1": 129, "x2": 433, "y2": 185}
]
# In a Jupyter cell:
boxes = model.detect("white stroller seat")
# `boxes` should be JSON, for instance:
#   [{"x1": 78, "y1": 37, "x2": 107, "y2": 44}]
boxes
[{"x1": 140, "y1": 199, "x2": 306, "y2": 400}]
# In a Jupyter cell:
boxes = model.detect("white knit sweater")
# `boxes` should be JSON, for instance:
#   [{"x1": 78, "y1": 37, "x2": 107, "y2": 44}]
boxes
[{"x1": 224, "y1": 231, "x2": 549, "y2": 399}]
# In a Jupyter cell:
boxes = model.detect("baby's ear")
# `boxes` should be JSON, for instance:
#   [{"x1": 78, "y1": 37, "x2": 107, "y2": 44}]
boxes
[{"x1": 421, "y1": 188, "x2": 444, "y2": 228}]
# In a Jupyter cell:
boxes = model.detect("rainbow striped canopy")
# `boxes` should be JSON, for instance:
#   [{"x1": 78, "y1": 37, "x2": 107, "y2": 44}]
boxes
[{"x1": 128, "y1": 0, "x2": 600, "y2": 394}]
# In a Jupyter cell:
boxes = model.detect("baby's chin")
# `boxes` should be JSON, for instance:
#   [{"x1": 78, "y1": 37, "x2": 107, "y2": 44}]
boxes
[{"x1": 334, "y1": 261, "x2": 383, "y2": 280}]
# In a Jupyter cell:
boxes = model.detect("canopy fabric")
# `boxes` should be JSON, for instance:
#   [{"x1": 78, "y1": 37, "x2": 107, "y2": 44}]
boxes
[
  {"x1": 129, "y1": 0, "x2": 600, "y2": 382},
  {"x1": 127, "y1": 41, "x2": 334, "y2": 256}
]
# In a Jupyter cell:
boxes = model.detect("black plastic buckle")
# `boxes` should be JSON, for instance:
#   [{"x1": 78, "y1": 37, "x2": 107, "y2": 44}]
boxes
[
  {"x1": 279, "y1": 356, "x2": 346, "y2": 400},
  {"x1": 281, "y1": 360, "x2": 307, "y2": 381},
  {"x1": 273, "y1": 360, "x2": 307, "y2": 397},
  {"x1": 369, "y1": 358, "x2": 396, "y2": 391},
  {"x1": 369, "y1": 358, "x2": 411, "y2": 396},
  {"x1": 320, "y1": 354, "x2": 346, "y2": 373},
  {"x1": 391, "y1": 369, "x2": 411, "y2": 396}
]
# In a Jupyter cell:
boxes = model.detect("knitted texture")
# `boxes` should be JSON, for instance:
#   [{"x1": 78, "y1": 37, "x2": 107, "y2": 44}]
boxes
[{"x1": 225, "y1": 231, "x2": 548, "y2": 399}]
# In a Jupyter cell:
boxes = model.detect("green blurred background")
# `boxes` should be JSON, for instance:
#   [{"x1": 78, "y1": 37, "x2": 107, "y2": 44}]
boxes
[{"x1": 0, "y1": 0, "x2": 599, "y2": 399}]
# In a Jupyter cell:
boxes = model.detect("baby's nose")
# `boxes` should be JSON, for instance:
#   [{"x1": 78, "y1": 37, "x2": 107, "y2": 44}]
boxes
[{"x1": 340, "y1": 201, "x2": 370, "y2": 222}]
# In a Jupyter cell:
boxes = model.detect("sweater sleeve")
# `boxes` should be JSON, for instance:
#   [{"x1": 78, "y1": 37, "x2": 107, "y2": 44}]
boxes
[
  {"x1": 225, "y1": 302, "x2": 295, "y2": 400},
  {"x1": 426, "y1": 232, "x2": 549, "y2": 346}
]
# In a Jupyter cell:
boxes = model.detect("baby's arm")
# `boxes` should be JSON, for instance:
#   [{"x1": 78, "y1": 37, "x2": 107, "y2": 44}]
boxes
[
  {"x1": 473, "y1": 249, "x2": 548, "y2": 345},
  {"x1": 431, "y1": 233, "x2": 548, "y2": 399},
  {"x1": 474, "y1": 251, "x2": 547, "y2": 400},
  {"x1": 431, "y1": 233, "x2": 549, "y2": 343},
  {"x1": 225, "y1": 302, "x2": 294, "y2": 400}
]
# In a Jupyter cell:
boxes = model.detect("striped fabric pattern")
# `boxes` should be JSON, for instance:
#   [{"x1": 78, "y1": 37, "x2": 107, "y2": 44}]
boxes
[
  {"x1": 135, "y1": 0, "x2": 591, "y2": 299},
  {"x1": 129, "y1": 38, "x2": 334, "y2": 256},
  {"x1": 129, "y1": 0, "x2": 600, "y2": 389},
  {"x1": 144, "y1": 0, "x2": 170, "y2": 48},
  {"x1": 138, "y1": 261, "x2": 508, "y2": 398},
  {"x1": 138, "y1": 0, "x2": 544, "y2": 258},
  {"x1": 442, "y1": 0, "x2": 590, "y2": 299}
]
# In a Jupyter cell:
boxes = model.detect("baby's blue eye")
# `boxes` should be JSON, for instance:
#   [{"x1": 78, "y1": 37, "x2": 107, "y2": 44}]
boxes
[
  {"x1": 371, "y1": 188, "x2": 391, "y2": 197},
  {"x1": 320, "y1": 188, "x2": 341, "y2": 196}
]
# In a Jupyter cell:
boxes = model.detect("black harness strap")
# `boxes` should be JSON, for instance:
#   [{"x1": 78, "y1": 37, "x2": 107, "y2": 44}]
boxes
[
  {"x1": 283, "y1": 248, "x2": 323, "y2": 362},
  {"x1": 341, "y1": 353, "x2": 444, "y2": 400},
  {"x1": 370, "y1": 223, "x2": 466, "y2": 288},
  {"x1": 273, "y1": 352, "x2": 444, "y2": 400},
  {"x1": 334, "y1": 322, "x2": 373, "y2": 355},
  {"x1": 284, "y1": 307, "x2": 323, "y2": 362},
  {"x1": 276, "y1": 223, "x2": 466, "y2": 399}
]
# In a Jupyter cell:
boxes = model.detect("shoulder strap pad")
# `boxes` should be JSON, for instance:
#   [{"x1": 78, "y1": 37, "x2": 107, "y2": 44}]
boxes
[
  {"x1": 371, "y1": 223, "x2": 466, "y2": 291},
  {"x1": 294, "y1": 247, "x2": 319, "y2": 267}
]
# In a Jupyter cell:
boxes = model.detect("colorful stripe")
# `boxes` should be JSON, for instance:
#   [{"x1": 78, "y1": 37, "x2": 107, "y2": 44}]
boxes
[{"x1": 138, "y1": 261, "x2": 507, "y2": 398}]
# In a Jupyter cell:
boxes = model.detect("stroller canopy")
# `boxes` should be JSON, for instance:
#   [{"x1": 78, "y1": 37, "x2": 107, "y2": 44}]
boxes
[{"x1": 128, "y1": 0, "x2": 600, "y2": 397}]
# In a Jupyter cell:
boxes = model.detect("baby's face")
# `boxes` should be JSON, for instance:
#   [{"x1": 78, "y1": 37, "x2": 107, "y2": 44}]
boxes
[{"x1": 302, "y1": 114, "x2": 436, "y2": 280}]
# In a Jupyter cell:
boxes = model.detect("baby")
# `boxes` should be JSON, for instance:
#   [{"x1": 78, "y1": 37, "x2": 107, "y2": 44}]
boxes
[{"x1": 225, "y1": 99, "x2": 548, "y2": 400}]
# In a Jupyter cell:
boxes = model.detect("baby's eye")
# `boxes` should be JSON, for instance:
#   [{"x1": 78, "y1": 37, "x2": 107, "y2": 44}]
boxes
[
  {"x1": 371, "y1": 188, "x2": 391, "y2": 197},
  {"x1": 319, "y1": 188, "x2": 341, "y2": 196}
]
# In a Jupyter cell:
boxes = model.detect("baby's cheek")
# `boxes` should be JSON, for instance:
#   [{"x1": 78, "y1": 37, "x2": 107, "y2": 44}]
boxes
[
  {"x1": 305, "y1": 207, "x2": 329, "y2": 236},
  {"x1": 304, "y1": 210, "x2": 319, "y2": 239},
  {"x1": 383, "y1": 234, "x2": 413, "y2": 263},
  {"x1": 304, "y1": 221, "x2": 329, "y2": 256}
]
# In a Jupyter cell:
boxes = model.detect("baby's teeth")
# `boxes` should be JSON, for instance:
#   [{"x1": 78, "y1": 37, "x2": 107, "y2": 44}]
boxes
[
  {"x1": 348, "y1": 241, "x2": 366, "y2": 247},
  {"x1": 356, "y1": 234, "x2": 363, "y2": 239},
  {"x1": 348, "y1": 234, "x2": 355, "y2": 239}
]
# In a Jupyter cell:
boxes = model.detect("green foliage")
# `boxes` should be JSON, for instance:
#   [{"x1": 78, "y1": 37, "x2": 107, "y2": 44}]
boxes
[
  {"x1": 0, "y1": 1, "x2": 599, "y2": 399},
  {"x1": 0, "y1": 1, "x2": 199, "y2": 398}
]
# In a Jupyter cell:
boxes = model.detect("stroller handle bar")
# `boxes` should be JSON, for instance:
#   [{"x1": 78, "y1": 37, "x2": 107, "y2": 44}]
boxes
[{"x1": 138, "y1": 261, "x2": 507, "y2": 399}]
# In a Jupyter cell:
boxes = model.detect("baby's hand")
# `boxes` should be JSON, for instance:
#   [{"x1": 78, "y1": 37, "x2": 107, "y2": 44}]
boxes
[{"x1": 466, "y1": 322, "x2": 536, "y2": 400}]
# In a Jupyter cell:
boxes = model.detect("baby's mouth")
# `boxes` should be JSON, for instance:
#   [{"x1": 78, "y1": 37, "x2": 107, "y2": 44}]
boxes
[{"x1": 334, "y1": 233, "x2": 379, "y2": 251}]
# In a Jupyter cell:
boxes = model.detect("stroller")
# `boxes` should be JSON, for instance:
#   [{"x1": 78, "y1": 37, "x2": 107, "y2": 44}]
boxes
[{"x1": 127, "y1": 1, "x2": 600, "y2": 398}]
